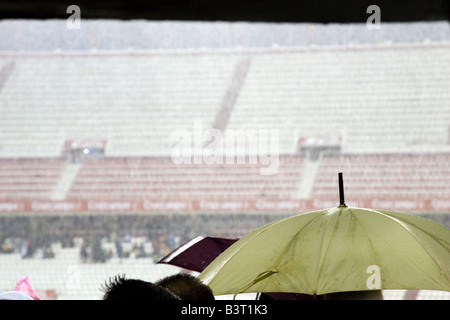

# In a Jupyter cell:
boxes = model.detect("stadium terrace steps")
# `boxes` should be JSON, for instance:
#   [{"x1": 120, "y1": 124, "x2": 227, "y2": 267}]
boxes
[
  {"x1": 227, "y1": 46, "x2": 450, "y2": 154},
  {"x1": 0, "y1": 45, "x2": 449, "y2": 212},
  {"x1": 311, "y1": 153, "x2": 450, "y2": 200},
  {"x1": 0, "y1": 158, "x2": 65, "y2": 199},
  {"x1": 0, "y1": 45, "x2": 449, "y2": 157},
  {"x1": 66, "y1": 156, "x2": 305, "y2": 200},
  {"x1": 0, "y1": 154, "x2": 448, "y2": 213},
  {"x1": 212, "y1": 58, "x2": 251, "y2": 132},
  {"x1": 0, "y1": 53, "x2": 239, "y2": 157},
  {"x1": 50, "y1": 163, "x2": 82, "y2": 201},
  {"x1": 0, "y1": 60, "x2": 15, "y2": 92}
]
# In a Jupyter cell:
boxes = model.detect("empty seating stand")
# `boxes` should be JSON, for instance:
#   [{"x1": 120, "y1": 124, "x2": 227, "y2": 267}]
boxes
[
  {"x1": 0, "y1": 158, "x2": 65, "y2": 199},
  {"x1": 0, "y1": 46, "x2": 449, "y2": 214},
  {"x1": 66, "y1": 156, "x2": 305, "y2": 201},
  {"x1": 311, "y1": 153, "x2": 450, "y2": 200},
  {"x1": 0, "y1": 153, "x2": 448, "y2": 214}
]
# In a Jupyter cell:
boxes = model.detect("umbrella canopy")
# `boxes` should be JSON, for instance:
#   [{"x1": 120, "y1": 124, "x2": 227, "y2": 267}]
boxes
[
  {"x1": 158, "y1": 236, "x2": 238, "y2": 272},
  {"x1": 198, "y1": 205, "x2": 450, "y2": 296}
]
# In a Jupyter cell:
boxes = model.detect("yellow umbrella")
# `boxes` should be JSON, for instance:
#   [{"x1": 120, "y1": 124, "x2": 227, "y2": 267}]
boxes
[{"x1": 198, "y1": 173, "x2": 450, "y2": 296}]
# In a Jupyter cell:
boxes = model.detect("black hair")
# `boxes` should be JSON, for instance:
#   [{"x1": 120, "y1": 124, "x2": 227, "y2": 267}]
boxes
[
  {"x1": 101, "y1": 274, "x2": 180, "y2": 300},
  {"x1": 155, "y1": 273, "x2": 215, "y2": 300}
]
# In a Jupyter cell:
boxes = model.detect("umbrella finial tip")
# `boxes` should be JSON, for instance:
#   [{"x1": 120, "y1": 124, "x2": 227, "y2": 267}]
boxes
[{"x1": 338, "y1": 172, "x2": 346, "y2": 207}]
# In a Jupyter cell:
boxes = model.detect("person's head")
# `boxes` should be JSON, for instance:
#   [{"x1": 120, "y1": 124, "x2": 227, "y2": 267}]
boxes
[
  {"x1": 101, "y1": 274, "x2": 180, "y2": 300},
  {"x1": 156, "y1": 273, "x2": 215, "y2": 300}
]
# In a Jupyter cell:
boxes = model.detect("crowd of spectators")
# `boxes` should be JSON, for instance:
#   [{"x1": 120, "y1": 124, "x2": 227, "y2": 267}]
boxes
[
  {"x1": 0, "y1": 214, "x2": 193, "y2": 263},
  {"x1": 0, "y1": 212, "x2": 448, "y2": 263},
  {"x1": 0, "y1": 213, "x2": 265, "y2": 262}
]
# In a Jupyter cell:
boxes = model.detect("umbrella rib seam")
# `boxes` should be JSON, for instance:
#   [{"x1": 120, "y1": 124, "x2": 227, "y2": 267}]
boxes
[{"x1": 375, "y1": 210, "x2": 450, "y2": 285}]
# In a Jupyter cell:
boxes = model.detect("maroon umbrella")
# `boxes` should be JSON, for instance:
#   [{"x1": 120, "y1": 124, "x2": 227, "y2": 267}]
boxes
[
  {"x1": 157, "y1": 235, "x2": 317, "y2": 300},
  {"x1": 158, "y1": 236, "x2": 238, "y2": 272}
]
